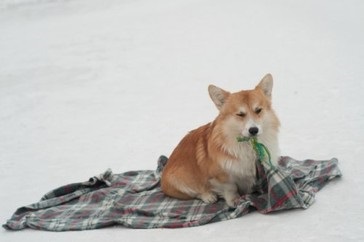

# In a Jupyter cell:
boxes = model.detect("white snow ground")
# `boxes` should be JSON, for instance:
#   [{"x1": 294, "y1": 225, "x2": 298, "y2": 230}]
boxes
[{"x1": 1, "y1": 0, "x2": 363, "y2": 241}]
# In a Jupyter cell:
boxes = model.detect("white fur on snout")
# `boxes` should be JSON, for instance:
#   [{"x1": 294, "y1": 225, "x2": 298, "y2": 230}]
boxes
[{"x1": 241, "y1": 119, "x2": 262, "y2": 137}]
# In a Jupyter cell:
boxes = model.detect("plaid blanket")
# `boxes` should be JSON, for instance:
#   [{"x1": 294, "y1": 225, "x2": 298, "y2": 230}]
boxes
[{"x1": 3, "y1": 156, "x2": 341, "y2": 231}]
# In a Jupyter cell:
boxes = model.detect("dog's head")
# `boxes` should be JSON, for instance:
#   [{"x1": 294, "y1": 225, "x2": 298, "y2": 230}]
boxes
[{"x1": 208, "y1": 74, "x2": 280, "y2": 141}]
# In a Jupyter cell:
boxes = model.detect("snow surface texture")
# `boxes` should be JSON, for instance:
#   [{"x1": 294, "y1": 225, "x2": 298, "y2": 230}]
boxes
[{"x1": 0, "y1": 0, "x2": 363, "y2": 241}]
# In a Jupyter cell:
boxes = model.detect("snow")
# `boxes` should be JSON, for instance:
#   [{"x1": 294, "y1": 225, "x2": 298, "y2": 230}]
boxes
[{"x1": 1, "y1": 0, "x2": 363, "y2": 241}]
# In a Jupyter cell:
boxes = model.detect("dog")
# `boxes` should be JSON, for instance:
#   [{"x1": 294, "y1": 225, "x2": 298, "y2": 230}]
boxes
[{"x1": 161, "y1": 74, "x2": 280, "y2": 207}]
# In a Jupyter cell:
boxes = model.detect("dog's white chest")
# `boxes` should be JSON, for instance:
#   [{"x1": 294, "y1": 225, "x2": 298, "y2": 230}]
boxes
[{"x1": 221, "y1": 144, "x2": 257, "y2": 193}]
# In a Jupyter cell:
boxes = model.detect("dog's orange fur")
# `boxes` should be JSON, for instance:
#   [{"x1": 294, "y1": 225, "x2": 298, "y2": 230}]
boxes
[{"x1": 161, "y1": 74, "x2": 280, "y2": 207}]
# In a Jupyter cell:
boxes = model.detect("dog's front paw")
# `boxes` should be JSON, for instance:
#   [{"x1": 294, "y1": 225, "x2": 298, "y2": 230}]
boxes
[{"x1": 225, "y1": 194, "x2": 241, "y2": 208}]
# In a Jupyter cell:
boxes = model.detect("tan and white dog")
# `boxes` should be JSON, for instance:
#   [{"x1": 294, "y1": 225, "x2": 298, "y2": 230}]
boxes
[{"x1": 161, "y1": 74, "x2": 280, "y2": 207}]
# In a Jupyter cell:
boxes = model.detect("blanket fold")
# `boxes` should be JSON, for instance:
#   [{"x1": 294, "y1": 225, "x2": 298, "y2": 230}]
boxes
[{"x1": 3, "y1": 156, "x2": 341, "y2": 231}]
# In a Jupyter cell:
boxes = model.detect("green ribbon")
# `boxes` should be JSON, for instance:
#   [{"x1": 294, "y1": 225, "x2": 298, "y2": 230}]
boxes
[{"x1": 236, "y1": 136, "x2": 274, "y2": 168}]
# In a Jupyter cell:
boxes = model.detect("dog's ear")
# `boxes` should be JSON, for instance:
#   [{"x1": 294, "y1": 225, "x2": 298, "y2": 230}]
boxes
[
  {"x1": 208, "y1": 85, "x2": 230, "y2": 110},
  {"x1": 256, "y1": 73, "x2": 273, "y2": 98}
]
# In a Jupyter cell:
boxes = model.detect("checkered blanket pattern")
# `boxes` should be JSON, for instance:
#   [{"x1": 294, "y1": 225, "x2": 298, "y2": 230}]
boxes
[{"x1": 3, "y1": 156, "x2": 341, "y2": 231}]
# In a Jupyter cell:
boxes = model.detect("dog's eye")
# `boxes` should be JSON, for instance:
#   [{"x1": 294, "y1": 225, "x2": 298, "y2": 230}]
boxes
[
  {"x1": 236, "y1": 112, "x2": 246, "y2": 118},
  {"x1": 255, "y1": 108, "x2": 263, "y2": 114}
]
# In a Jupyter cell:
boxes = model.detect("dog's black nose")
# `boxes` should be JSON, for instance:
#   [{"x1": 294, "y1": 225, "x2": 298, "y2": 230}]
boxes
[{"x1": 249, "y1": 127, "x2": 259, "y2": 136}]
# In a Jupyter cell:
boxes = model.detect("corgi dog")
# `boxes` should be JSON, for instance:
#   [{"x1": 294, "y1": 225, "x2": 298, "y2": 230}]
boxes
[{"x1": 161, "y1": 74, "x2": 280, "y2": 207}]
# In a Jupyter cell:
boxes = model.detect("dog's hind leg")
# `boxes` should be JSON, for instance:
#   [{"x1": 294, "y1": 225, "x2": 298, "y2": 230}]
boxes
[{"x1": 198, "y1": 192, "x2": 218, "y2": 204}]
